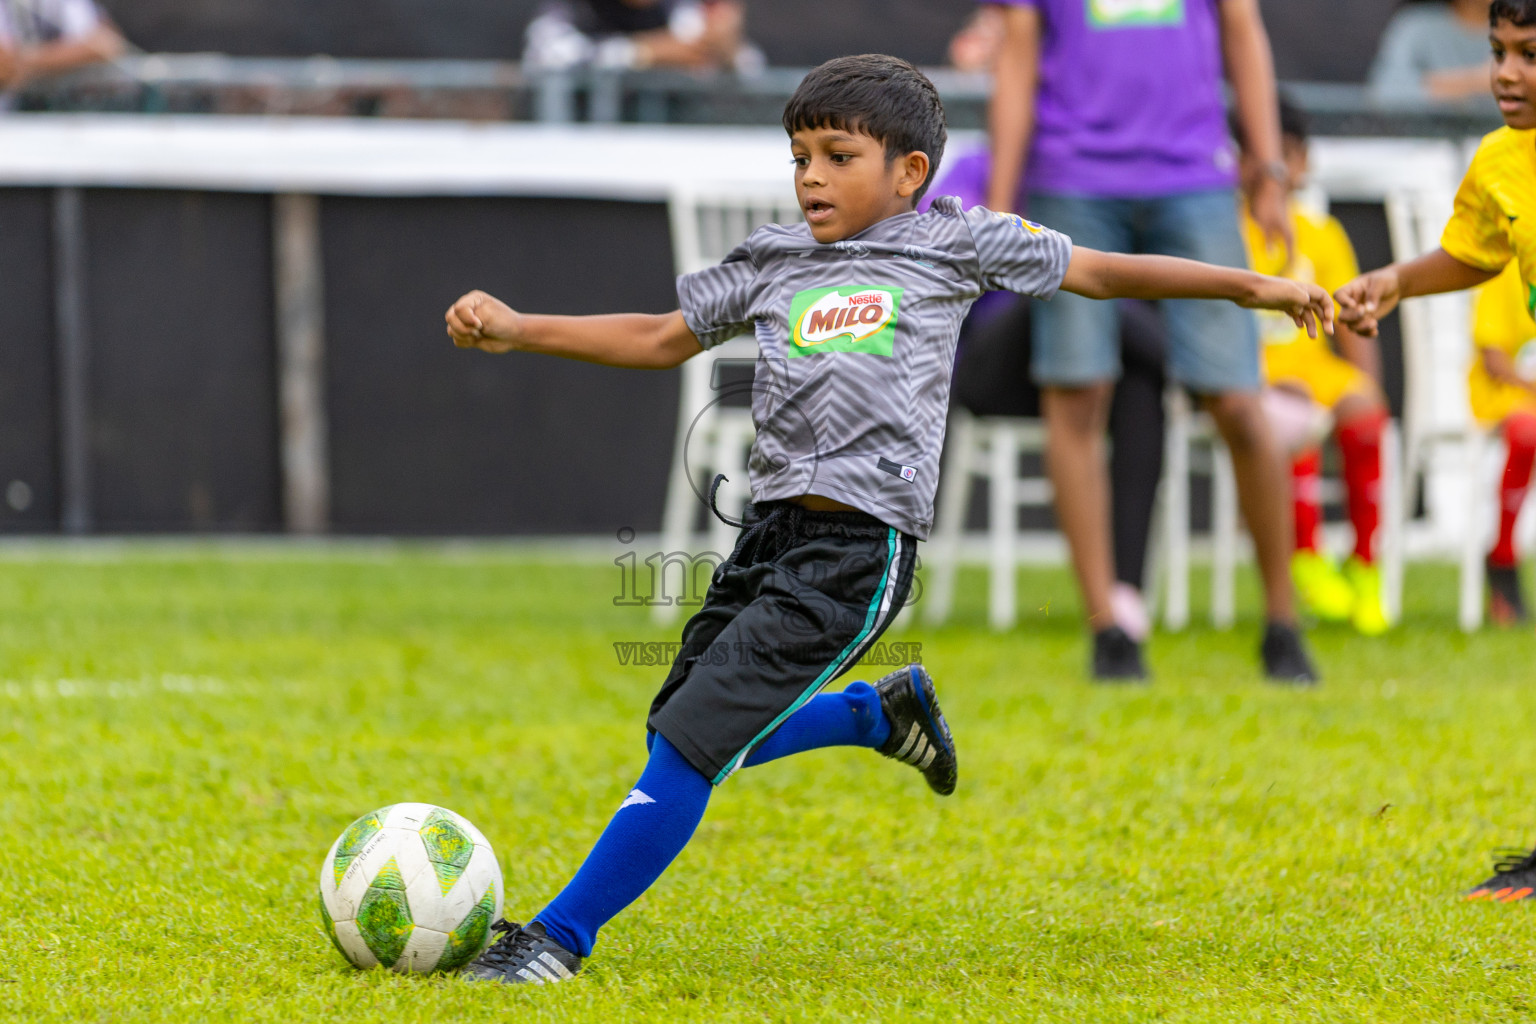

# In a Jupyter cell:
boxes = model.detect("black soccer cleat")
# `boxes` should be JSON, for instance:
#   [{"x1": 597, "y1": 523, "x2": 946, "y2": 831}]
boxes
[
  {"x1": 1486, "y1": 557, "x2": 1530, "y2": 626},
  {"x1": 462, "y1": 920, "x2": 582, "y2": 985},
  {"x1": 874, "y1": 664, "x2": 957, "y2": 796},
  {"x1": 1466, "y1": 846, "x2": 1536, "y2": 902},
  {"x1": 1092, "y1": 626, "x2": 1148, "y2": 682},
  {"x1": 1261, "y1": 621, "x2": 1318, "y2": 685}
]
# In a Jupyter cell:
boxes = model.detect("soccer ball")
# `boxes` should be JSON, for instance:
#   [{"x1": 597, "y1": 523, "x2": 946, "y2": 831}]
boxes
[{"x1": 318, "y1": 803, "x2": 503, "y2": 972}]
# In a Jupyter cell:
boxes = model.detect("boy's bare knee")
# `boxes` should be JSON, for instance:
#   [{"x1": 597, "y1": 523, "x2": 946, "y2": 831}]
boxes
[
  {"x1": 1204, "y1": 390, "x2": 1271, "y2": 452},
  {"x1": 1043, "y1": 382, "x2": 1114, "y2": 436}
]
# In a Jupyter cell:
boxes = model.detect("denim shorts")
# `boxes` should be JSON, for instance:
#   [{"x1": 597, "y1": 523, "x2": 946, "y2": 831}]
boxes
[{"x1": 1027, "y1": 189, "x2": 1260, "y2": 394}]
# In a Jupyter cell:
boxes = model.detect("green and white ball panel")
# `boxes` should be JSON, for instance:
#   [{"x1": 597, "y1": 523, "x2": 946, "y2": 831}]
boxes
[{"x1": 318, "y1": 803, "x2": 503, "y2": 973}]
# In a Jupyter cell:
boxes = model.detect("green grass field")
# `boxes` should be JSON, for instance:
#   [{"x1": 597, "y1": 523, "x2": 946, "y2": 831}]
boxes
[{"x1": 4, "y1": 545, "x2": 1536, "y2": 1022}]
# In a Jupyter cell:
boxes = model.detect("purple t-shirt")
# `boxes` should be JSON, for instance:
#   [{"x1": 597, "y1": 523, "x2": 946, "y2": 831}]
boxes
[{"x1": 996, "y1": 0, "x2": 1237, "y2": 198}]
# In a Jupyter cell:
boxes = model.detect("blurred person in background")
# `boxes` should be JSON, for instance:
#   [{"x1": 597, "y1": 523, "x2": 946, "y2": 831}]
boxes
[
  {"x1": 1466, "y1": 263, "x2": 1536, "y2": 625},
  {"x1": 986, "y1": 0, "x2": 1317, "y2": 684},
  {"x1": 1369, "y1": 0, "x2": 1495, "y2": 102},
  {"x1": 1340, "y1": 0, "x2": 1536, "y2": 638},
  {"x1": 1236, "y1": 99, "x2": 1393, "y2": 636},
  {"x1": 928, "y1": 144, "x2": 1171, "y2": 652},
  {"x1": 0, "y1": 0, "x2": 125, "y2": 104},
  {"x1": 523, "y1": 0, "x2": 763, "y2": 74},
  {"x1": 949, "y1": 5, "x2": 1005, "y2": 73}
]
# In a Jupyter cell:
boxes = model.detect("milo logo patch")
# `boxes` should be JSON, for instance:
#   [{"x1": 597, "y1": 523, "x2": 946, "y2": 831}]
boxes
[
  {"x1": 1087, "y1": 0, "x2": 1184, "y2": 28},
  {"x1": 788, "y1": 286, "x2": 903, "y2": 358}
]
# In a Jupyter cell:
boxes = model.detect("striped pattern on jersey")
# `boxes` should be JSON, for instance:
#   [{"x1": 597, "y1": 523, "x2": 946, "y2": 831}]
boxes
[{"x1": 676, "y1": 198, "x2": 1072, "y2": 539}]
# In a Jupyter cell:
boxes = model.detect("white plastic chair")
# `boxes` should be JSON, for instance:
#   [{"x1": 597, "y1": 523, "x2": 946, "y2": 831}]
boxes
[
  {"x1": 1380, "y1": 187, "x2": 1495, "y2": 631},
  {"x1": 923, "y1": 411, "x2": 1055, "y2": 630},
  {"x1": 1157, "y1": 143, "x2": 1468, "y2": 631},
  {"x1": 654, "y1": 185, "x2": 802, "y2": 625},
  {"x1": 1159, "y1": 386, "x2": 1408, "y2": 630}
]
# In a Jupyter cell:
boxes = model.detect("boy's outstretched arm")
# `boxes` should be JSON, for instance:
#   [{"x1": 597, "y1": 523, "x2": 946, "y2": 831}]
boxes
[
  {"x1": 445, "y1": 290, "x2": 704, "y2": 369},
  {"x1": 1060, "y1": 246, "x2": 1334, "y2": 338},
  {"x1": 1333, "y1": 249, "x2": 1500, "y2": 338}
]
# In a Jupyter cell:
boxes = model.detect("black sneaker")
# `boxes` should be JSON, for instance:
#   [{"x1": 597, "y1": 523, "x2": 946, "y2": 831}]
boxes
[
  {"x1": 1261, "y1": 621, "x2": 1318, "y2": 685},
  {"x1": 1487, "y1": 557, "x2": 1529, "y2": 626},
  {"x1": 874, "y1": 664, "x2": 957, "y2": 796},
  {"x1": 1092, "y1": 626, "x2": 1147, "y2": 682},
  {"x1": 1466, "y1": 846, "x2": 1536, "y2": 902},
  {"x1": 462, "y1": 920, "x2": 582, "y2": 984}
]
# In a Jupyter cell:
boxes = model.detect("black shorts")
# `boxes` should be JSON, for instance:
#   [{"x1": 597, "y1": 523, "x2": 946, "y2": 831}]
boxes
[{"x1": 648, "y1": 501, "x2": 917, "y2": 785}]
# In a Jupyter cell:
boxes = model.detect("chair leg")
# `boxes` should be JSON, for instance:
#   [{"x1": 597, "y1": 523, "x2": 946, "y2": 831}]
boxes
[
  {"x1": 1380, "y1": 420, "x2": 1405, "y2": 624},
  {"x1": 989, "y1": 422, "x2": 1019, "y2": 631},
  {"x1": 925, "y1": 412, "x2": 975, "y2": 627},
  {"x1": 656, "y1": 406, "x2": 710, "y2": 626},
  {"x1": 1460, "y1": 430, "x2": 1488, "y2": 633},
  {"x1": 1162, "y1": 394, "x2": 1191, "y2": 631},
  {"x1": 1211, "y1": 438, "x2": 1238, "y2": 630}
]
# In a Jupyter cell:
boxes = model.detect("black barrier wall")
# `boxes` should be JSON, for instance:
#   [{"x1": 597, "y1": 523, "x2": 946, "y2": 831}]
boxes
[
  {"x1": 0, "y1": 189, "x2": 59, "y2": 531},
  {"x1": 320, "y1": 196, "x2": 678, "y2": 535},
  {"x1": 85, "y1": 190, "x2": 282, "y2": 532},
  {"x1": 0, "y1": 188, "x2": 682, "y2": 535}
]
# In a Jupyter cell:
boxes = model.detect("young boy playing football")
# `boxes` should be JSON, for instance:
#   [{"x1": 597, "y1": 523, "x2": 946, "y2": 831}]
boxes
[
  {"x1": 1331, "y1": 0, "x2": 1536, "y2": 898},
  {"x1": 444, "y1": 54, "x2": 1333, "y2": 982},
  {"x1": 1468, "y1": 262, "x2": 1536, "y2": 625},
  {"x1": 1236, "y1": 99, "x2": 1394, "y2": 635}
]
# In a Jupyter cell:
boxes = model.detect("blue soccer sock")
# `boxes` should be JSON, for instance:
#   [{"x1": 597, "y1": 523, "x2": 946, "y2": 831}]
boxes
[
  {"x1": 742, "y1": 680, "x2": 890, "y2": 767},
  {"x1": 535, "y1": 734, "x2": 711, "y2": 957}
]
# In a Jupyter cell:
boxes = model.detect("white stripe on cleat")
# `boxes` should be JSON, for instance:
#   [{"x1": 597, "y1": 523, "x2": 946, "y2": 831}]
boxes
[{"x1": 540, "y1": 952, "x2": 576, "y2": 979}]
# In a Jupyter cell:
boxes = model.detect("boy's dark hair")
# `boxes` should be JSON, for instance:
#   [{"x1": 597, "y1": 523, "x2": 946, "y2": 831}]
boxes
[
  {"x1": 1228, "y1": 93, "x2": 1309, "y2": 151},
  {"x1": 782, "y1": 54, "x2": 947, "y2": 200},
  {"x1": 1491, "y1": 0, "x2": 1536, "y2": 26}
]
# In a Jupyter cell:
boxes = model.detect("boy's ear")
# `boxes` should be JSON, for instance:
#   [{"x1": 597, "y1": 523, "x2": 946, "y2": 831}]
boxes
[{"x1": 894, "y1": 151, "x2": 931, "y2": 200}]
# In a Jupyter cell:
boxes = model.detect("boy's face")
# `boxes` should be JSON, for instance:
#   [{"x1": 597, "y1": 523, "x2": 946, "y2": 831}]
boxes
[
  {"x1": 789, "y1": 127, "x2": 930, "y2": 244},
  {"x1": 1491, "y1": 17, "x2": 1536, "y2": 130}
]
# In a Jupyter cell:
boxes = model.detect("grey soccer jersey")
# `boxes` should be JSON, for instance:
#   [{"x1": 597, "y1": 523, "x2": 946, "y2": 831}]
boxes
[{"x1": 675, "y1": 197, "x2": 1072, "y2": 540}]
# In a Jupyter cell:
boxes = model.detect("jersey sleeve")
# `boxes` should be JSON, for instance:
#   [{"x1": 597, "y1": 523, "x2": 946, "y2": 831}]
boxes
[
  {"x1": 1442, "y1": 150, "x2": 1515, "y2": 274},
  {"x1": 675, "y1": 240, "x2": 759, "y2": 351},
  {"x1": 962, "y1": 205, "x2": 1073, "y2": 300}
]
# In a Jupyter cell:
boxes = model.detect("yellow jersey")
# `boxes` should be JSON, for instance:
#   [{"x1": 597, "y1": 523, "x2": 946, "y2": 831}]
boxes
[
  {"x1": 1442, "y1": 127, "x2": 1536, "y2": 321},
  {"x1": 1244, "y1": 202, "x2": 1374, "y2": 406},
  {"x1": 1468, "y1": 260, "x2": 1536, "y2": 425},
  {"x1": 1243, "y1": 202, "x2": 1360, "y2": 353}
]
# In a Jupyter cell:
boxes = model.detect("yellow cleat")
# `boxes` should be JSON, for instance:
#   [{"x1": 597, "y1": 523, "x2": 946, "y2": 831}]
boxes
[
  {"x1": 1344, "y1": 557, "x2": 1391, "y2": 636},
  {"x1": 1291, "y1": 550, "x2": 1354, "y2": 622}
]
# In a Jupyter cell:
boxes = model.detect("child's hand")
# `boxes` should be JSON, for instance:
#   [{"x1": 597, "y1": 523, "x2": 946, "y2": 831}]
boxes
[
  {"x1": 445, "y1": 290, "x2": 524, "y2": 353},
  {"x1": 1333, "y1": 268, "x2": 1401, "y2": 339},
  {"x1": 1244, "y1": 276, "x2": 1335, "y2": 340}
]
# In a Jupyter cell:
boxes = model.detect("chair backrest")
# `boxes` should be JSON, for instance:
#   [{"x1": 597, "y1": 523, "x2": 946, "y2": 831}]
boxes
[
  {"x1": 1384, "y1": 187, "x2": 1473, "y2": 440},
  {"x1": 666, "y1": 184, "x2": 804, "y2": 395},
  {"x1": 668, "y1": 185, "x2": 804, "y2": 276},
  {"x1": 1309, "y1": 138, "x2": 1472, "y2": 439}
]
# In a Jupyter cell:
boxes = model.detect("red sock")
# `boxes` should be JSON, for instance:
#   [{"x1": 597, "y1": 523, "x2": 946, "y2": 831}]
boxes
[
  {"x1": 1491, "y1": 412, "x2": 1536, "y2": 568},
  {"x1": 1337, "y1": 409, "x2": 1387, "y2": 564},
  {"x1": 1292, "y1": 449, "x2": 1322, "y2": 554}
]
